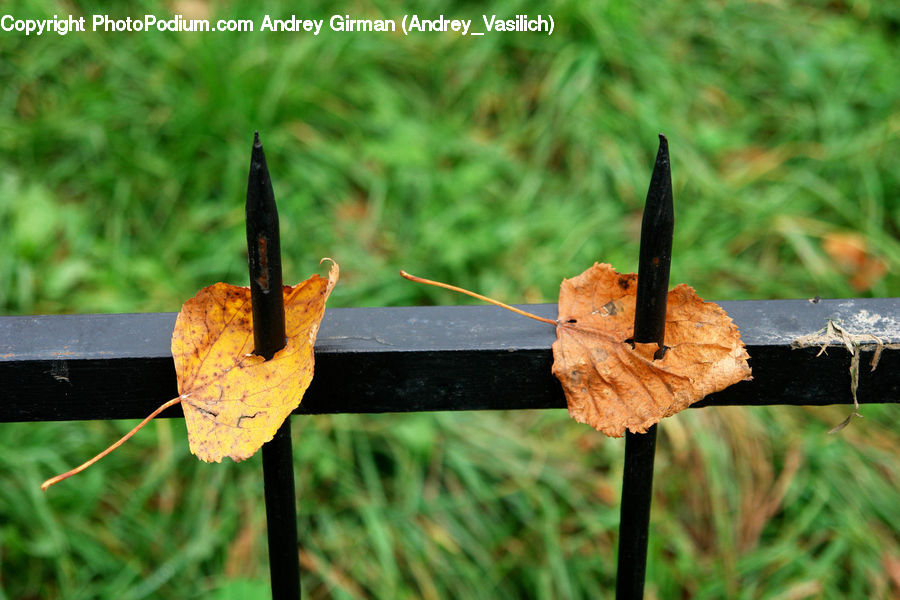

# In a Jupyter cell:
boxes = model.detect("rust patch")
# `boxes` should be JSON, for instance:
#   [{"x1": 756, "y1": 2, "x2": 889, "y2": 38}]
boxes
[{"x1": 256, "y1": 236, "x2": 269, "y2": 290}]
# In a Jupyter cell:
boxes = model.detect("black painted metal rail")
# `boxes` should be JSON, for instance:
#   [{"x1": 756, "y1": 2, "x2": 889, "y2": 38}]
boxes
[{"x1": 2, "y1": 298, "x2": 898, "y2": 423}]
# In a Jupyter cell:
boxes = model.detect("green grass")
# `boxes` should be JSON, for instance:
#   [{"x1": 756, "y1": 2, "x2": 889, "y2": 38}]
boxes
[{"x1": 2, "y1": 0, "x2": 899, "y2": 598}]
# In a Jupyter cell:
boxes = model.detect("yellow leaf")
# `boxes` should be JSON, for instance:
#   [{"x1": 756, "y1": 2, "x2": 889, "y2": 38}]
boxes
[
  {"x1": 175, "y1": 260, "x2": 338, "y2": 462},
  {"x1": 41, "y1": 260, "x2": 338, "y2": 489}
]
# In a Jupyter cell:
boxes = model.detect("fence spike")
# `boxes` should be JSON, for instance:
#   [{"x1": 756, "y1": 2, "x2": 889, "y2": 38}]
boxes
[
  {"x1": 616, "y1": 134, "x2": 674, "y2": 600},
  {"x1": 246, "y1": 132, "x2": 301, "y2": 599}
]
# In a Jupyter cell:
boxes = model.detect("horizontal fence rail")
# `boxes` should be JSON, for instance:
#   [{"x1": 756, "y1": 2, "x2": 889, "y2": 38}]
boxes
[{"x1": 1, "y1": 297, "x2": 898, "y2": 423}]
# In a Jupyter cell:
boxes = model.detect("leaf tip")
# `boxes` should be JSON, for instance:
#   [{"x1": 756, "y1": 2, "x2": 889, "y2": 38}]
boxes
[{"x1": 317, "y1": 258, "x2": 340, "y2": 298}]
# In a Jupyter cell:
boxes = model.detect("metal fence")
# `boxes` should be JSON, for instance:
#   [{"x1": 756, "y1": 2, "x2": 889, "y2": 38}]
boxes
[
  {"x1": 3, "y1": 297, "x2": 899, "y2": 597},
  {"x1": 2, "y1": 135, "x2": 897, "y2": 599}
]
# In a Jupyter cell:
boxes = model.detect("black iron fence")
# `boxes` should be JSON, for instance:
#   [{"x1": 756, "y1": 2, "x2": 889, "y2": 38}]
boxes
[
  {"x1": 2, "y1": 134, "x2": 898, "y2": 598},
  {"x1": 2, "y1": 297, "x2": 898, "y2": 598}
]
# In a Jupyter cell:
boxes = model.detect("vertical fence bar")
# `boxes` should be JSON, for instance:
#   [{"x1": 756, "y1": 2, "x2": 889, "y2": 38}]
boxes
[
  {"x1": 616, "y1": 134, "x2": 674, "y2": 600},
  {"x1": 247, "y1": 132, "x2": 301, "y2": 599}
]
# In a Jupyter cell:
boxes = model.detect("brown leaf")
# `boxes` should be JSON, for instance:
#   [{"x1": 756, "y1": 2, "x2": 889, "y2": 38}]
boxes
[
  {"x1": 173, "y1": 260, "x2": 338, "y2": 462},
  {"x1": 884, "y1": 554, "x2": 900, "y2": 594},
  {"x1": 821, "y1": 231, "x2": 887, "y2": 292},
  {"x1": 552, "y1": 263, "x2": 751, "y2": 436}
]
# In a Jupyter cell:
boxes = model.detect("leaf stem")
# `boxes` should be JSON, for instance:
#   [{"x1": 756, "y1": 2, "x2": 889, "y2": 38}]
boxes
[
  {"x1": 41, "y1": 397, "x2": 183, "y2": 491},
  {"x1": 400, "y1": 270, "x2": 557, "y2": 326}
]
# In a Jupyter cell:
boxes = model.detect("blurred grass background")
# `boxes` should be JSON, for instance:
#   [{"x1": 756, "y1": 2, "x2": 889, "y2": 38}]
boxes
[{"x1": 1, "y1": 0, "x2": 899, "y2": 598}]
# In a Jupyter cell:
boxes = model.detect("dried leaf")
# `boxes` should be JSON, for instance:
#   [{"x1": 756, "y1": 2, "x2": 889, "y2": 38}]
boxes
[
  {"x1": 552, "y1": 263, "x2": 751, "y2": 436},
  {"x1": 827, "y1": 412, "x2": 857, "y2": 434},
  {"x1": 175, "y1": 260, "x2": 338, "y2": 462},
  {"x1": 884, "y1": 554, "x2": 900, "y2": 594},
  {"x1": 821, "y1": 231, "x2": 887, "y2": 292},
  {"x1": 791, "y1": 318, "x2": 891, "y2": 432},
  {"x1": 41, "y1": 260, "x2": 339, "y2": 489}
]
